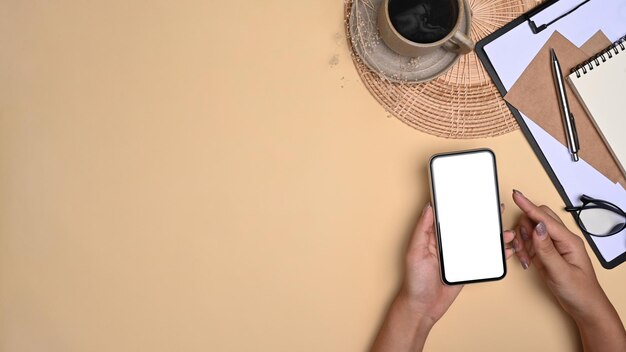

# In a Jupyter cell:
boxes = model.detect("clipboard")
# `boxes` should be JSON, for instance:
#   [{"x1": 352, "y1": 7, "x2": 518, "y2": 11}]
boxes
[{"x1": 475, "y1": 0, "x2": 626, "y2": 269}]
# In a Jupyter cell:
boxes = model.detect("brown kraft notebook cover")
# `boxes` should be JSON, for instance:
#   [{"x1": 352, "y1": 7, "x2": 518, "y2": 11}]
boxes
[{"x1": 504, "y1": 31, "x2": 625, "y2": 187}]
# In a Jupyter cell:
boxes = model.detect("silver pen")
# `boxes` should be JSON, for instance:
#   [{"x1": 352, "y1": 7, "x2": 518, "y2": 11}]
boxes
[{"x1": 550, "y1": 48, "x2": 580, "y2": 162}]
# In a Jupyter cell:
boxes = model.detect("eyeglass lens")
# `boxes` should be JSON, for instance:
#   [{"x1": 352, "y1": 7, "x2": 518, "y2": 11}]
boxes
[{"x1": 578, "y1": 206, "x2": 625, "y2": 236}]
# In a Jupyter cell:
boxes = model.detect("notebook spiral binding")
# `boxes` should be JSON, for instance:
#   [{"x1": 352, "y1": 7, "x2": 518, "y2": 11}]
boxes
[{"x1": 572, "y1": 35, "x2": 626, "y2": 78}]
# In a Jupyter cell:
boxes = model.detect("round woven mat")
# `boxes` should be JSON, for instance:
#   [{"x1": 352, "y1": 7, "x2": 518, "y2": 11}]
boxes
[{"x1": 345, "y1": 0, "x2": 542, "y2": 139}]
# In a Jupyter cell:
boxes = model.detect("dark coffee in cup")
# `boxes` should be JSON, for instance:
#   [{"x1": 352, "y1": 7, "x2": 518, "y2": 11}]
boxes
[
  {"x1": 378, "y1": 0, "x2": 474, "y2": 58},
  {"x1": 388, "y1": 0, "x2": 459, "y2": 43}
]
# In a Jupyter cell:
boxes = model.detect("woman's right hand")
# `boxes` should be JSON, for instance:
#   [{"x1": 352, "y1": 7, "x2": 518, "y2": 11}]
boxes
[
  {"x1": 511, "y1": 190, "x2": 626, "y2": 352},
  {"x1": 511, "y1": 190, "x2": 606, "y2": 319}
]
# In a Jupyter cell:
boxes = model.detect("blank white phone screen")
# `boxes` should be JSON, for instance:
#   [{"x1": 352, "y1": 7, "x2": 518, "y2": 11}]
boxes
[{"x1": 430, "y1": 151, "x2": 505, "y2": 284}]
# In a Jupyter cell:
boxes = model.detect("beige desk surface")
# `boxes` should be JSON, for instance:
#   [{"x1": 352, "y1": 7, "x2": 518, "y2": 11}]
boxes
[{"x1": 1, "y1": 1, "x2": 625, "y2": 351}]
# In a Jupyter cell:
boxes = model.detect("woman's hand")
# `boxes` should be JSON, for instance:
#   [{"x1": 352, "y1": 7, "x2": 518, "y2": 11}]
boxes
[
  {"x1": 397, "y1": 204, "x2": 462, "y2": 325},
  {"x1": 371, "y1": 204, "x2": 453, "y2": 352},
  {"x1": 372, "y1": 202, "x2": 518, "y2": 352},
  {"x1": 511, "y1": 190, "x2": 605, "y2": 317},
  {"x1": 400, "y1": 203, "x2": 518, "y2": 322},
  {"x1": 510, "y1": 190, "x2": 626, "y2": 352}
]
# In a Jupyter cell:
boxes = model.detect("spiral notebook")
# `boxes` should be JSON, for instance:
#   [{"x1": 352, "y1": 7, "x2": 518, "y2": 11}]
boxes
[{"x1": 568, "y1": 36, "x2": 626, "y2": 177}]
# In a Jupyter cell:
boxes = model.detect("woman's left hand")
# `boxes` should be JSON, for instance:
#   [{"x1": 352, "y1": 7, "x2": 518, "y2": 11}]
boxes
[
  {"x1": 398, "y1": 203, "x2": 518, "y2": 325},
  {"x1": 372, "y1": 203, "x2": 517, "y2": 352}
]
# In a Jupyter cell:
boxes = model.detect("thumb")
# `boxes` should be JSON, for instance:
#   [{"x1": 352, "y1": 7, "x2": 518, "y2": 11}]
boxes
[
  {"x1": 532, "y1": 222, "x2": 567, "y2": 275},
  {"x1": 408, "y1": 204, "x2": 434, "y2": 252}
]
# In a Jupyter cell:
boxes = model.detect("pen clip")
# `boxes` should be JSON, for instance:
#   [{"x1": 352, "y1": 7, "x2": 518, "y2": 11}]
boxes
[{"x1": 570, "y1": 112, "x2": 580, "y2": 148}]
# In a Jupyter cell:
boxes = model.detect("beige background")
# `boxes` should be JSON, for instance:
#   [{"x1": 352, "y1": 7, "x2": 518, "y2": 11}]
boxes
[{"x1": 1, "y1": 1, "x2": 624, "y2": 351}]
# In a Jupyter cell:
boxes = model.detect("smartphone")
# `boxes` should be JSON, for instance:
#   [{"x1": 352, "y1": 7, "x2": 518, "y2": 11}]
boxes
[{"x1": 429, "y1": 149, "x2": 506, "y2": 285}]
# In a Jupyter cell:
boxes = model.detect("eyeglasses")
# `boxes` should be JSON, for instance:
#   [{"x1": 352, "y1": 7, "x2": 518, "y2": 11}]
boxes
[{"x1": 565, "y1": 195, "x2": 626, "y2": 237}]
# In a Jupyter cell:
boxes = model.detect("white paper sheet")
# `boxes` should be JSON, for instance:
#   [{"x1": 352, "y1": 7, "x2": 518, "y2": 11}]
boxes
[{"x1": 483, "y1": 0, "x2": 626, "y2": 263}]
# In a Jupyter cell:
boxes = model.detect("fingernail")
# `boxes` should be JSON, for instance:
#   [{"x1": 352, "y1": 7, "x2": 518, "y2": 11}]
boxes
[
  {"x1": 520, "y1": 227, "x2": 529, "y2": 241},
  {"x1": 513, "y1": 237, "x2": 522, "y2": 251},
  {"x1": 521, "y1": 259, "x2": 529, "y2": 270},
  {"x1": 422, "y1": 203, "x2": 431, "y2": 215},
  {"x1": 535, "y1": 222, "x2": 547, "y2": 240}
]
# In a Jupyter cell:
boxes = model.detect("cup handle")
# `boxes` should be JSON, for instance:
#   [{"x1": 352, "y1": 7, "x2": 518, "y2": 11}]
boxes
[{"x1": 443, "y1": 32, "x2": 474, "y2": 54}]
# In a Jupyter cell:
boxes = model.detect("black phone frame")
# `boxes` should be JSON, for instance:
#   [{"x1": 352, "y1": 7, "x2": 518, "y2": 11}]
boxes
[{"x1": 429, "y1": 148, "x2": 507, "y2": 285}]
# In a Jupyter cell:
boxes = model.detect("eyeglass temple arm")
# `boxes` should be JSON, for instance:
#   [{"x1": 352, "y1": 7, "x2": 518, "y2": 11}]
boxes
[
  {"x1": 580, "y1": 194, "x2": 595, "y2": 202},
  {"x1": 566, "y1": 199, "x2": 626, "y2": 215},
  {"x1": 566, "y1": 194, "x2": 597, "y2": 212}
]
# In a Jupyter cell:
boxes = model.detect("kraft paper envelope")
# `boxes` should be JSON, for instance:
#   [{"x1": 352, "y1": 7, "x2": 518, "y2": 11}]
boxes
[
  {"x1": 579, "y1": 31, "x2": 613, "y2": 57},
  {"x1": 505, "y1": 31, "x2": 625, "y2": 187}
]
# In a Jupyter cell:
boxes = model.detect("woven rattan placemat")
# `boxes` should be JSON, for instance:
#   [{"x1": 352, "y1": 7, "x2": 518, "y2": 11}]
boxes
[{"x1": 345, "y1": 0, "x2": 542, "y2": 139}]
